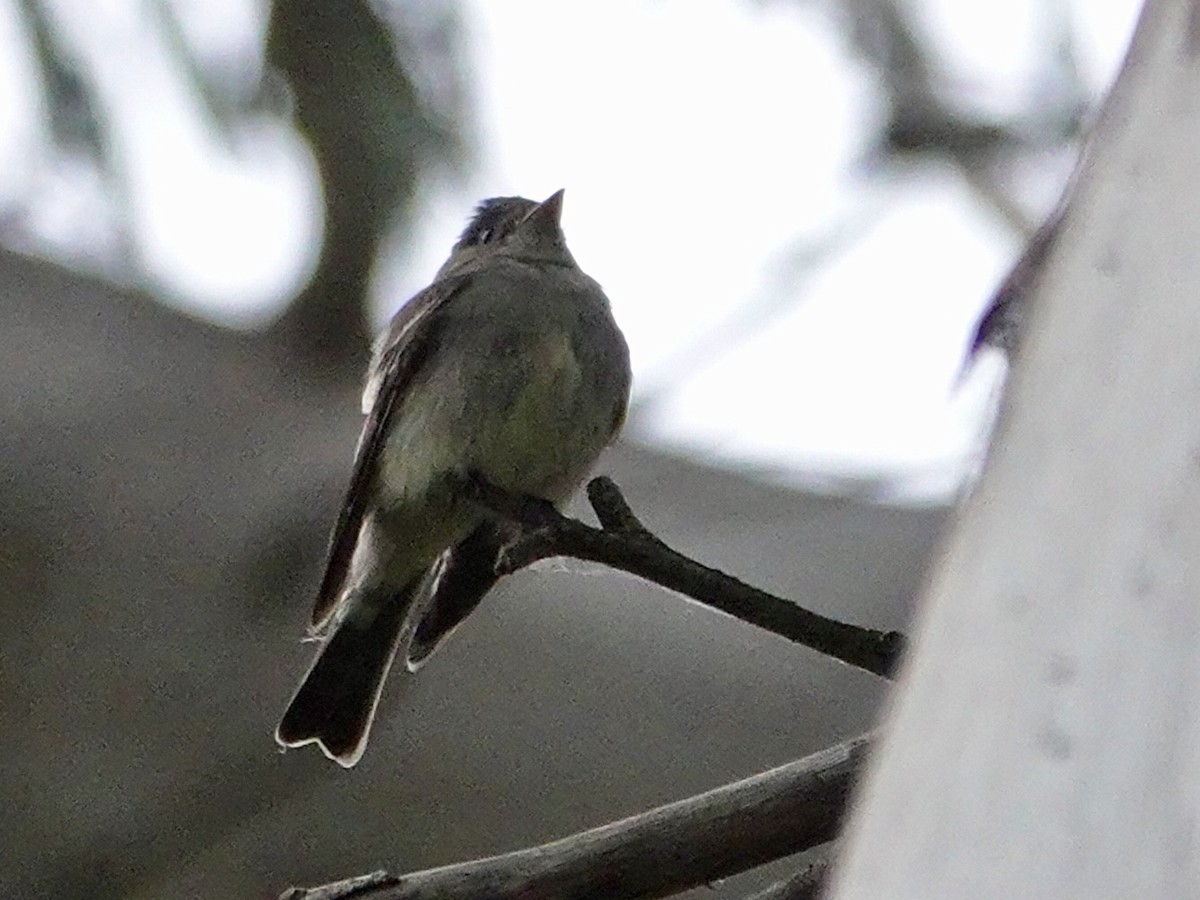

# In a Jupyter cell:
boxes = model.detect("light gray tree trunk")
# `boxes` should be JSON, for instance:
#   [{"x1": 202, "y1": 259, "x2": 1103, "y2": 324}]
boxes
[{"x1": 829, "y1": 2, "x2": 1200, "y2": 897}]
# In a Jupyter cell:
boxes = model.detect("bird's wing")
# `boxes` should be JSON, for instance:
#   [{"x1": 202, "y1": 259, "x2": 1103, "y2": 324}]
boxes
[
  {"x1": 405, "y1": 520, "x2": 513, "y2": 669},
  {"x1": 310, "y1": 274, "x2": 471, "y2": 628}
]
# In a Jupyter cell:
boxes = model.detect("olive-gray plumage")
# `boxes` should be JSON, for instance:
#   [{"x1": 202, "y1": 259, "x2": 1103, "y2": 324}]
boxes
[{"x1": 276, "y1": 191, "x2": 631, "y2": 766}]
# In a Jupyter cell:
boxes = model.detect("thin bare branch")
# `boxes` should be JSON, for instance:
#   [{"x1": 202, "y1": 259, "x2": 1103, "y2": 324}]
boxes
[{"x1": 464, "y1": 473, "x2": 905, "y2": 679}]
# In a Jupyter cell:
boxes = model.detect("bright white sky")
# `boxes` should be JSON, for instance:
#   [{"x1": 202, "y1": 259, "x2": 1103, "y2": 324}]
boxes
[{"x1": 0, "y1": 0, "x2": 1143, "y2": 501}]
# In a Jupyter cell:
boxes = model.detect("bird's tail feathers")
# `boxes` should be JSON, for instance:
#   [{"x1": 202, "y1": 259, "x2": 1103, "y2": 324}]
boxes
[{"x1": 276, "y1": 583, "x2": 417, "y2": 767}]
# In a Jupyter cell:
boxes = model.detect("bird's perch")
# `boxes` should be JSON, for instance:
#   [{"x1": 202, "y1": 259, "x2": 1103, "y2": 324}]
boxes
[
  {"x1": 280, "y1": 734, "x2": 868, "y2": 900},
  {"x1": 464, "y1": 472, "x2": 905, "y2": 679}
]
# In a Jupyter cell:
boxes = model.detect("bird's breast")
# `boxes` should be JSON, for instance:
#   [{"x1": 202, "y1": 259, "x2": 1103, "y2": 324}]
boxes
[
  {"x1": 375, "y1": 261, "x2": 628, "y2": 509},
  {"x1": 465, "y1": 328, "x2": 592, "y2": 497}
]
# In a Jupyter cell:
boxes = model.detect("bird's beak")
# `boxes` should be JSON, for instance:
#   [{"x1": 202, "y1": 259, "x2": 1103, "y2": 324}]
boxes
[
  {"x1": 538, "y1": 189, "x2": 565, "y2": 222},
  {"x1": 519, "y1": 189, "x2": 565, "y2": 236}
]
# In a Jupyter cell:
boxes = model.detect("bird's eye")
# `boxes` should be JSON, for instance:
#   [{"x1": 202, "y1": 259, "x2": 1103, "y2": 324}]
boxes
[{"x1": 476, "y1": 228, "x2": 492, "y2": 244}]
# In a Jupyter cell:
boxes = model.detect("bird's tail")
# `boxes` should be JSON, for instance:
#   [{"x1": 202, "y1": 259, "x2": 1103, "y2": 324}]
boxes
[{"x1": 276, "y1": 583, "x2": 417, "y2": 767}]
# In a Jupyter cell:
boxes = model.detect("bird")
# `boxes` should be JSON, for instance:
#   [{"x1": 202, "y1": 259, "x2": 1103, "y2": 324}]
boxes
[{"x1": 276, "y1": 190, "x2": 632, "y2": 767}]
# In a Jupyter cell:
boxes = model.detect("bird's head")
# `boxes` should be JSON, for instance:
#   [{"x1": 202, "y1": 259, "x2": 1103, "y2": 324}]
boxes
[{"x1": 438, "y1": 190, "x2": 573, "y2": 277}]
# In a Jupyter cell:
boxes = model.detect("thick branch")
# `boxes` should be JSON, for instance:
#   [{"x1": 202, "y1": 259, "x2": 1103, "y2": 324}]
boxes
[
  {"x1": 280, "y1": 734, "x2": 871, "y2": 900},
  {"x1": 465, "y1": 474, "x2": 905, "y2": 679}
]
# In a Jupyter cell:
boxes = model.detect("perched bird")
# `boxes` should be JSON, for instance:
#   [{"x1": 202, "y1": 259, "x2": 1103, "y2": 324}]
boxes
[{"x1": 276, "y1": 190, "x2": 632, "y2": 767}]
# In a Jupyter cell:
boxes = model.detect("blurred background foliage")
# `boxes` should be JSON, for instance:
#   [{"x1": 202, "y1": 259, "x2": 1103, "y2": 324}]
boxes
[
  {"x1": 263, "y1": 0, "x2": 466, "y2": 365},
  {"x1": 0, "y1": 0, "x2": 1123, "y2": 897},
  {"x1": 11, "y1": 0, "x2": 472, "y2": 371},
  {"x1": 3, "y1": 0, "x2": 1094, "y2": 388}
]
